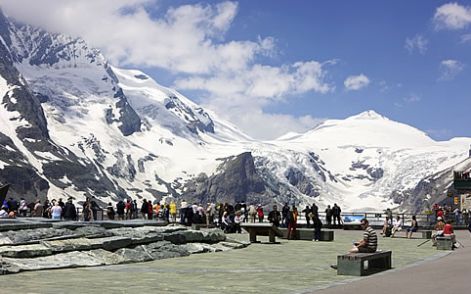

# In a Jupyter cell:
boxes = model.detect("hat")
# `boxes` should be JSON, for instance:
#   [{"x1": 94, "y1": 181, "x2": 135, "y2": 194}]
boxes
[{"x1": 437, "y1": 217, "x2": 443, "y2": 221}]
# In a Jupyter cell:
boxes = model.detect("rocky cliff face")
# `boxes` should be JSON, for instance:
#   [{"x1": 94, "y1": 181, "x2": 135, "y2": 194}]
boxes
[{"x1": 182, "y1": 152, "x2": 268, "y2": 205}]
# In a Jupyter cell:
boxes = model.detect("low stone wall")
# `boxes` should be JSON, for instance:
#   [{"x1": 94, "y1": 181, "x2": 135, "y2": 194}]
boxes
[{"x1": 0, "y1": 223, "x2": 248, "y2": 275}]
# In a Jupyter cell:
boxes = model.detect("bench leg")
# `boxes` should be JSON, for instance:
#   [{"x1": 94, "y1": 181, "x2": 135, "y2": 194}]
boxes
[
  {"x1": 249, "y1": 231, "x2": 257, "y2": 243},
  {"x1": 269, "y1": 230, "x2": 276, "y2": 243}
]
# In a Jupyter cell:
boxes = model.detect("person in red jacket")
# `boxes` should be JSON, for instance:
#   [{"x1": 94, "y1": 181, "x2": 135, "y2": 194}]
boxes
[{"x1": 443, "y1": 220, "x2": 456, "y2": 246}]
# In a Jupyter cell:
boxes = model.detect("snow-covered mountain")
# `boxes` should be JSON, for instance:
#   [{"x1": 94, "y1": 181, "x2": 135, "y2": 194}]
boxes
[{"x1": 0, "y1": 9, "x2": 470, "y2": 212}]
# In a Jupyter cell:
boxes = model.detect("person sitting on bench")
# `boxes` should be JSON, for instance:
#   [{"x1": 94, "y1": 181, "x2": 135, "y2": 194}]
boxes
[
  {"x1": 443, "y1": 220, "x2": 457, "y2": 247},
  {"x1": 406, "y1": 215, "x2": 418, "y2": 239},
  {"x1": 380, "y1": 216, "x2": 391, "y2": 237},
  {"x1": 432, "y1": 217, "x2": 445, "y2": 246},
  {"x1": 349, "y1": 218, "x2": 377, "y2": 253},
  {"x1": 391, "y1": 215, "x2": 403, "y2": 238}
]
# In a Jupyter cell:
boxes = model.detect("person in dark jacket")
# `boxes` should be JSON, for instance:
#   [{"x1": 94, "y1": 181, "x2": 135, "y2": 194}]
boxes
[
  {"x1": 141, "y1": 199, "x2": 149, "y2": 219},
  {"x1": 332, "y1": 203, "x2": 342, "y2": 226},
  {"x1": 63, "y1": 198, "x2": 77, "y2": 221},
  {"x1": 281, "y1": 203, "x2": 290, "y2": 227},
  {"x1": 325, "y1": 205, "x2": 333, "y2": 226},
  {"x1": 90, "y1": 197, "x2": 100, "y2": 221},
  {"x1": 312, "y1": 214, "x2": 323, "y2": 241},
  {"x1": 268, "y1": 205, "x2": 281, "y2": 227},
  {"x1": 107, "y1": 202, "x2": 116, "y2": 220},
  {"x1": 116, "y1": 200, "x2": 125, "y2": 220},
  {"x1": 302, "y1": 206, "x2": 311, "y2": 227}
]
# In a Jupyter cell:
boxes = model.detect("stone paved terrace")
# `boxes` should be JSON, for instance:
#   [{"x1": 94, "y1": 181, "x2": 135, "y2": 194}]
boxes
[{"x1": 1, "y1": 228, "x2": 467, "y2": 293}]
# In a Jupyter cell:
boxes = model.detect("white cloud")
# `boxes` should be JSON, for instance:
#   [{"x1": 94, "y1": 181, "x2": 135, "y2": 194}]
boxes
[
  {"x1": 404, "y1": 35, "x2": 428, "y2": 54},
  {"x1": 439, "y1": 59, "x2": 465, "y2": 80},
  {"x1": 460, "y1": 33, "x2": 471, "y2": 43},
  {"x1": 233, "y1": 110, "x2": 325, "y2": 140},
  {"x1": 403, "y1": 93, "x2": 421, "y2": 103},
  {"x1": 204, "y1": 98, "x2": 325, "y2": 139},
  {"x1": 433, "y1": 3, "x2": 471, "y2": 30},
  {"x1": 1, "y1": 0, "x2": 334, "y2": 140},
  {"x1": 344, "y1": 74, "x2": 370, "y2": 91}
]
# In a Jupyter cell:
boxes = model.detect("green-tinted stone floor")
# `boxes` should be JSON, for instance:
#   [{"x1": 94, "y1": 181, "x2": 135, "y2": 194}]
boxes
[{"x1": 1, "y1": 229, "x2": 443, "y2": 294}]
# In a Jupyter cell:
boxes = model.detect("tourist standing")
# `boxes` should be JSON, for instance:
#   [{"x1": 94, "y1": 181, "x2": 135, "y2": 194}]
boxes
[
  {"x1": 312, "y1": 214, "x2": 323, "y2": 241},
  {"x1": 51, "y1": 202, "x2": 62, "y2": 220},
  {"x1": 268, "y1": 205, "x2": 281, "y2": 227},
  {"x1": 385, "y1": 208, "x2": 393, "y2": 225},
  {"x1": 82, "y1": 198, "x2": 93, "y2": 221},
  {"x1": 462, "y1": 209, "x2": 469, "y2": 226},
  {"x1": 248, "y1": 204, "x2": 257, "y2": 223},
  {"x1": 282, "y1": 203, "x2": 289, "y2": 227},
  {"x1": 63, "y1": 198, "x2": 77, "y2": 221},
  {"x1": 33, "y1": 200, "x2": 43, "y2": 217},
  {"x1": 206, "y1": 202, "x2": 214, "y2": 226},
  {"x1": 116, "y1": 200, "x2": 125, "y2": 220},
  {"x1": 170, "y1": 200, "x2": 177, "y2": 224},
  {"x1": 287, "y1": 206, "x2": 298, "y2": 240},
  {"x1": 106, "y1": 202, "x2": 115, "y2": 220},
  {"x1": 332, "y1": 204, "x2": 342, "y2": 226},
  {"x1": 325, "y1": 205, "x2": 333, "y2": 226},
  {"x1": 180, "y1": 199, "x2": 188, "y2": 224},
  {"x1": 132, "y1": 200, "x2": 138, "y2": 219},
  {"x1": 90, "y1": 197, "x2": 100, "y2": 221},
  {"x1": 234, "y1": 211, "x2": 243, "y2": 233},
  {"x1": 302, "y1": 205, "x2": 311, "y2": 227},
  {"x1": 257, "y1": 205, "x2": 264, "y2": 223},
  {"x1": 141, "y1": 199, "x2": 149, "y2": 219},
  {"x1": 18, "y1": 198, "x2": 28, "y2": 217}
]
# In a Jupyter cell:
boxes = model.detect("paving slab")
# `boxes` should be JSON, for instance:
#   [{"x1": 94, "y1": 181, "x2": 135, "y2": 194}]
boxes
[
  {"x1": 312, "y1": 230, "x2": 471, "y2": 293},
  {"x1": 0, "y1": 229, "x2": 449, "y2": 293}
]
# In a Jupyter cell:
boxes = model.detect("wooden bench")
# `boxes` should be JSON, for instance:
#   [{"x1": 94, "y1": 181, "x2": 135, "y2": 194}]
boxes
[
  {"x1": 241, "y1": 223, "x2": 283, "y2": 243},
  {"x1": 279, "y1": 228, "x2": 334, "y2": 241},
  {"x1": 436, "y1": 236, "x2": 453, "y2": 250},
  {"x1": 337, "y1": 251, "x2": 392, "y2": 276}
]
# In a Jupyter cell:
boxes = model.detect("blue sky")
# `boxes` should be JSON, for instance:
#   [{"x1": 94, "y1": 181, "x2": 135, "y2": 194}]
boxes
[{"x1": 3, "y1": 0, "x2": 471, "y2": 140}]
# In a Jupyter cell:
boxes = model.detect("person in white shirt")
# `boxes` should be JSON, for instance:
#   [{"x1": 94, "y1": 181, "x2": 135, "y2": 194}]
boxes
[
  {"x1": 391, "y1": 215, "x2": 403, "y2": 237},
  {"x1": 19, "y1": 198, "x2": 28, "y2": 217},
  {"x1": 51, "y1": 203, "x2": 62, "y2": 220},
  {"x1": 0, "y1": 207, "x2": 8, "y2": 218}
]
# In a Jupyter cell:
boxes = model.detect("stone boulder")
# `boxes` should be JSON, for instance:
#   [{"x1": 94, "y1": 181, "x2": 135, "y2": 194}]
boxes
[
  {"x1": 114, "y1": 246, "x2": 154, "y2": 263},
  {"x1": 201, "y1": 229, "x2": 226, "y2": 243},
  {"x1": 143, "y1": 241, "x2": 190, "y2": 259},
  {"x1": 0, "y1": 249, "x2": 126, "y2": 274},
  {"x1": 73, "y1": 226, "x2": 113, "y2": 238},
  {"x1": 108, "y1": 227, "x2": 164, "y2": 245},
  {"x1": 41, "y1": 236, "x2": 132, "y2": 252},
  {"x1": 163, "y1": 230, "x2": 205, "y2": 244},
  {"x1": 0, "y1": 244, "x2": 52, "y2": 258},
  {"x1": 212, "y1": 240, "x2": 250, "y2": 251},
  {"x1": 0, "y1": 236, "x2": 13, "y2": 245},
  {"x1": 179, "y1": 243, "x2": 218, "y2": 254},
  {"x1": 3, "y1": 228, "x2": 74, "y2": 244}
]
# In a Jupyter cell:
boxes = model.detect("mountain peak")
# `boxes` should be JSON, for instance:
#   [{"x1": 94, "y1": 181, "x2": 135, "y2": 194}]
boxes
[{"x1": 347, "y1": 110, "x2": 388, "y2": 121}]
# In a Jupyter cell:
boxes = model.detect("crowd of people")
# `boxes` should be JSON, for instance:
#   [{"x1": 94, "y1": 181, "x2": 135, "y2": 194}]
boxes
[
  {"x1": 106, "y1": 198, "x2": 178, "y2": 223},
  {"x1": 1, "y1": 197, "x2": 79, "y2": 220},
  {"x1": 431, "y1": 203, "x2": 469, "y2": 226}
]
